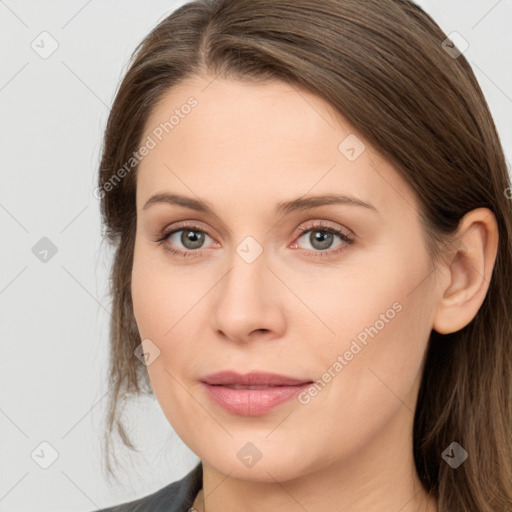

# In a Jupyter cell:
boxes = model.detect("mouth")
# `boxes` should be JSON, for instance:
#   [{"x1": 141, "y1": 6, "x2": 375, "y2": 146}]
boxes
[
  {"x1": 219, "y1": 384, "x2": 289, "y2": 389},
  {"x1": 200, "y1": 370, "x2": 313, "y2": 416},
  {"x1": 201, "y1": 370, "x2": 311, "y2": 387}
]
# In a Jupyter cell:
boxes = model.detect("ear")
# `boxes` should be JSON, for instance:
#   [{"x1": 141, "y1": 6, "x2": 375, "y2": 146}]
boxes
[{"x1": 432, "y1": 207, "x2": 499, "y2": 335}]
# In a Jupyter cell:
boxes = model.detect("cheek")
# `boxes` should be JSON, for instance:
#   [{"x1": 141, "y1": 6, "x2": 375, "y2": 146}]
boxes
[
  {"x1": 131, "y1": 242, "x2": 208, "y2": 410},
  {"x1": 131, "y1": 266, "x2": 192, "y2": 437},
  {"x1": 285, "y1": 250, "x2": 436, "y2": 468},
  {"x1": 309, "y1": 239, "x2": 436, "y2": 421},
  {"x1": 131, "y1": 239, "x2": 185, "y2": 339}
]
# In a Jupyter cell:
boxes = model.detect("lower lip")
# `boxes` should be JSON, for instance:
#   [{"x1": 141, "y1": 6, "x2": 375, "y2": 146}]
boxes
[{"x1": 201, "y1": 382, "x2": 312, "y2": 416}]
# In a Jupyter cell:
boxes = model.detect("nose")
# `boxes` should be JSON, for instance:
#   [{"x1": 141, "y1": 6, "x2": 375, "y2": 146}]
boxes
[{"x1": 211, "y1": 245, "x2": 287, "y2": 344}]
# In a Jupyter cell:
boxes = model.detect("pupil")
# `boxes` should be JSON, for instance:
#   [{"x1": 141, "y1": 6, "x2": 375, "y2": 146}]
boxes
[
  {"x1": 182, "y1": 230, "x2": 204, "y2": 249},
  {"x1": 311, "y1": 231, "x2": 333, "y2": 250}
]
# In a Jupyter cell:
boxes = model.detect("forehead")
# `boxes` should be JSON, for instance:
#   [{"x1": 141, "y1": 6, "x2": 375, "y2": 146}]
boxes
[
  {"x1": 136, "y1": 75, "x2": 417, "y2": 218},
  {"x1": 142, "y1": 75, "x2": 345, "y2": 155}
]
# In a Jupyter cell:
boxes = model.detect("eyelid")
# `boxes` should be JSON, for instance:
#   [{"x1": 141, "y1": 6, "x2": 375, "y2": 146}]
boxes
[
  {"x1": 163, "y1": 218, "x2": 212, "y2": 233},
  {"x1": 292, "y1": 219, "x2": 353, "y2": 238},
  {"x1": 159, "y1": 220, "x2": 218, "y2": 241}
]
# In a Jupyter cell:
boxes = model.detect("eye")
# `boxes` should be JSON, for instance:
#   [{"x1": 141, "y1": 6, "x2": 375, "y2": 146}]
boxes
[
  {"x1": 291, "y1": 221, "x2": 355, "y2": 258},
  {"x1": 154, "y1": 223, "x2": 215, "y2": 257},
  {"x1": 153, "y1": 220, "x2": 355, "y2": 259}
]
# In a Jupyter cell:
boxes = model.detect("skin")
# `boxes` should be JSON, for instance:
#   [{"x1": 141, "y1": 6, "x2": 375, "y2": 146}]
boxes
[{"x1": 131, "y1": 74, "x2": 498, "y2": 512}]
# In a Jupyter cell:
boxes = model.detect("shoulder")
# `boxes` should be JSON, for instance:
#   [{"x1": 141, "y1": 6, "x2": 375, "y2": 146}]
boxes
[{"x1": 93, "y1": 462, "x2": 203, "y2": 512}]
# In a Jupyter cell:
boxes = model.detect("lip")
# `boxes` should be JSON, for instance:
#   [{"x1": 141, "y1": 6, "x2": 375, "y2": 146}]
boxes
[
  {"x1": 200, "y1": 371, "x2": 313, "y2": 416},
  {"x1": 202, "y1": 370, "x2": 310, "y2": 386}
]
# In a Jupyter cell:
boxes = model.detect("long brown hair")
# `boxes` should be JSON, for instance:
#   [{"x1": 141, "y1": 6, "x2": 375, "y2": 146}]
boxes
[{"x1": 97, "y1": 1, "x2": 512, "y2": 509}]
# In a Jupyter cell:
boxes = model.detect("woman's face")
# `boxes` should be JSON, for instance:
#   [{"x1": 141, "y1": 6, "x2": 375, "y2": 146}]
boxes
[{"x1": 131, "y1": 74, "x2": 443, "y2": 482}]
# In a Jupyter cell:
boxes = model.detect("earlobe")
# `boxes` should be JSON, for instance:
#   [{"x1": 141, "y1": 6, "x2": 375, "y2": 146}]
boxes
[{"x1": 432, "y1": 208, "x2": 499, "y2": 335}]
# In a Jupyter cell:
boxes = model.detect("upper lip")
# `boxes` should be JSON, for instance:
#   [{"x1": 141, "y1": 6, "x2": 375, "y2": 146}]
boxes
[{"x1": 201, "y1": 371, "x2": 312, "y2": 386}]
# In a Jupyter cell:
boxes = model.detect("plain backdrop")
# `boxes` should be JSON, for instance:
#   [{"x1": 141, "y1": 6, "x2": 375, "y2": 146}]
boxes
[{"x1": 1, "y1": 1, "x2": 511, "y2": 511}]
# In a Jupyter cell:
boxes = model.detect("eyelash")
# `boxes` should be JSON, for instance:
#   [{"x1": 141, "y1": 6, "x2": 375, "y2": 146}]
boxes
[{"x1": 153, "y1": 220, "x2": 355, "y2": 259}]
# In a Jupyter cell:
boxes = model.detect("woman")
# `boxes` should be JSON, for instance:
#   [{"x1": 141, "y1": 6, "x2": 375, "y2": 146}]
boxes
[{"x1": 95, "y1": 0, "x2": 512, "y2": 510}]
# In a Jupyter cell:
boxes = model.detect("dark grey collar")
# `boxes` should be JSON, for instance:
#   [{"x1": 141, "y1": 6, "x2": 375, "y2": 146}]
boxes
[{"x1": 96, "y1": 462, "x2": 203, "y2": 512}]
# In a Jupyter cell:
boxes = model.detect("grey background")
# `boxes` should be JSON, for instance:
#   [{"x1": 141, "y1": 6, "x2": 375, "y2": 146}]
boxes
[{"x1": 1, "y1": 1, "x2": 511, "y2": 511}]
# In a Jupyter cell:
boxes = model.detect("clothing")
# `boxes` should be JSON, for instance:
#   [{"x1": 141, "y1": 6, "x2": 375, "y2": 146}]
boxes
[{"x1": 95, "y1": 462, "x2": 203, "y2": 512}]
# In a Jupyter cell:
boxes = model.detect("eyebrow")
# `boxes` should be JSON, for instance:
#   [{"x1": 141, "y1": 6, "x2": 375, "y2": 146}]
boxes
[{"x1": 142, "y1": 192, "x2": 378, "y2": 215}]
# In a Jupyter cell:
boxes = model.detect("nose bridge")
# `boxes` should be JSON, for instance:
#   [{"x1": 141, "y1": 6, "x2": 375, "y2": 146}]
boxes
[
  {"x1": 212, "y1": 237, "x2": 283, "y2": 341},
  {"x1": 221, "y1": 238, "x2": 268, "y2": 308}
]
